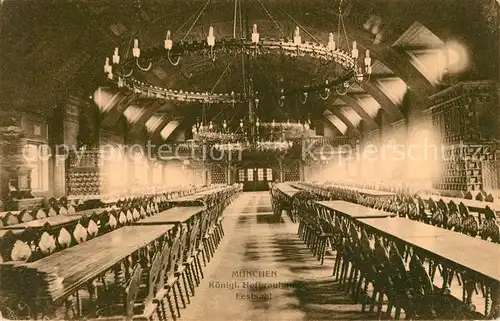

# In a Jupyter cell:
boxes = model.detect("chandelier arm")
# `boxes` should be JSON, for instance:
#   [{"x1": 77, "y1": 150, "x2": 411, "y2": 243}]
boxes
[
  {"x1": 136, "y1": 58, "x2": 152, "y2": 71},
  {"x1": 336, "y1": 86, "x2": 349, "y2": 96},
  {"x1": 318, "y1": 89, "x2": 330, "y2": 100},
  {"x1": 299, "y1": 93, "x2": 308, "y2": 104},
  {"x1": 167, "y1": 50, "x2": 181, "y2": 66},
  {"x1": 122, "y1": 68, "x2": 134, "y2": 78}
]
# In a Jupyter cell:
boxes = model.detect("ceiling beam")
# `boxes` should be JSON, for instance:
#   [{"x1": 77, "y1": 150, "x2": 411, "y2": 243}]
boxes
[
  {"x1": 337, "y1": 95, "x2": 378, "y2": 130},
  {"x1": 326, "y1": 107, "x2": 361, "y2": 137},
  {"x1": 361, "y1": 81, "x2": 404, "y2": 124},
  {"x1": 100, "y1": 93, "x2": 138, "y2": 128},
  {"x1": 160, "y1": 120, "x2": 183, "y2": 141},
  {"x1": 321, "y1": 112, "x2": 347, "y2": 137},
  {"x1": 150, "y1": 116, "x2": 172, "y2": 139},
  {"x1": 128, "y1": 100, "x2": 174, "y2": 135}
]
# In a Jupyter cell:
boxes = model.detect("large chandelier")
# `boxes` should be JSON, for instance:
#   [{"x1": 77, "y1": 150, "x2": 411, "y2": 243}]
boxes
[{"x1": 102, "y1": 0, "x2": 372, "y2": 102}]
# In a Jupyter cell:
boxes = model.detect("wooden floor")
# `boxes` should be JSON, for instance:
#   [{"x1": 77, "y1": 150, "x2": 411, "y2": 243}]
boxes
[{"x1": 182, "y1": 192, "x2": 377, "y2": 321}]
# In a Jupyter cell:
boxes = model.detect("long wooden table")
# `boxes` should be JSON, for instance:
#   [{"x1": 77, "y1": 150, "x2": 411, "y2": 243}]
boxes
[
  {"x1": 11, "y1": 225, "x2": 173, "y2": 305},
  {"x1": 357, "y1": 218, "x2": 500, "y2": 282},
  {"x1": 275, "y1": 183, "x2": 300, "y2": 198},
  {"x1": 133, "y1": 206, "x2": 205, "y2": 225},
  {"x1": 0, "y1": 214, "x2": 84, "y2": 230},
  {"x1": 420, "y1": 194, "x2": 500, "y2": 214},
  {"x1": 169, "y1": 194, "x2": 203, "y2": 202},
  {"x1": 317, "y1": 200, "x2": 397, "y2": 218},
  {"x1": 197, "y1": 186, "x2": 229, "y2": 195},
  {"x1": 327, "y1": 184, "x2": 396, "y2": 198}
]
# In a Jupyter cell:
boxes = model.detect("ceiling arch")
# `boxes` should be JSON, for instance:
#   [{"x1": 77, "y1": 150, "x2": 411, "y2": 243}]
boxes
[
  {"x1": 2, "y1": 0, "x2": 493, "y2": 140},
  {"x1": 338, "y1": 95, "x2": 379, "y2": 130},
  {"x1": 327, "y1": 107, "x2": 361, "y2": 137}
]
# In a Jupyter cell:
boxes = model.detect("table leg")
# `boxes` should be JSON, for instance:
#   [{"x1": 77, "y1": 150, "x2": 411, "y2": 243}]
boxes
[
  {"x1": 488, "y1": 282, "x2": 500, "y2": 319},
  {"x1": 441, "y1": 266, "x2": 451, "y2": 294},
  {"x1": 462, "y1": 273, "x2": 476, "y2": 312}
]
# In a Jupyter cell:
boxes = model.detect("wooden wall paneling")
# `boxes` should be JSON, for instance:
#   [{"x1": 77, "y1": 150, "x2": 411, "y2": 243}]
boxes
[{"x1": 482, "y1": 159, "x2": 500, "y2": 198}]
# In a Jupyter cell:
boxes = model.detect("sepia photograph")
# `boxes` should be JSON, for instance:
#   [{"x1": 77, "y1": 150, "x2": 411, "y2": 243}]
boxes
[{"x1": 0, "y1": 0, "x2": 500, "y2": 319}]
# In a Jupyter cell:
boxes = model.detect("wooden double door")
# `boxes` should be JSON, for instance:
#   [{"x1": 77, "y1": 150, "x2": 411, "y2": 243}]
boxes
[{"x1": 238, "y1": 167, "x2": 274, "y2": 191}]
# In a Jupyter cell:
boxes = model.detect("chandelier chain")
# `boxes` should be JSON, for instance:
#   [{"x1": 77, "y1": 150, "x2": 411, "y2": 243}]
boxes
[
  {"x1": 340, "y1": 13, "x2": 350, "y2": 52},
  {"x1": 172, "y1": 7, "x2": 203, "y2": 38},
  {"x1": 233, "y1": 0, "x2": 238, "y2": 38},
  {"x1": 210, "y1": 53, "x2": 237, "y2": 94},
  {"x1": 239, "y1": 0, "x2": 243, "y2": 38},
  {"x1": 182, "y1": 0, "x2": 212, "y2": 42},
  {"x1": 280, "y1": 9, "x2": 321, "y2": 45},
  {"x1": 257, "y1": 0, "x2": 286, "y2": 37}
]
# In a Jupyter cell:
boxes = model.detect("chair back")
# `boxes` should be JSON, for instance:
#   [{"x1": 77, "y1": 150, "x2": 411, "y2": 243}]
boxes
[
  {"x1": 145, "y1": 252, "x2": 162, "y2": 308},
  {"x1": 19, "y1": 209, "x2": 33, "y2": 223},
  {"x1": 36, "y1": 208, "x2": 47, "y2": 220},
  {"x1": 409, "y1": 254, "x2": 434, "y2": 295},
  {"x1": 125, "y1": 264, "x2": 143, "y2": 321},
  {"x1": 3, "y1": 212, "x2": 19, "y2": 226}
]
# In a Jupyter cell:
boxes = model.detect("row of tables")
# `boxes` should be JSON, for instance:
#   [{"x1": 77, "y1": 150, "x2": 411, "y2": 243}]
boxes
[
  {"x1": 316, "y1": 200, "x2": 500, "y2": 284},
  {"x1": 295, "y1": 181, "x2": 500, "y2": 215},
  {"x1": 0, "y1": 185, "x2": 238, "y2": 318},
  {"x1": 273, "y1": 182, "x2": 500, "y2": 317},
  {"x1": 16, "y1": 206, "x2": 206, "y2": 305}
]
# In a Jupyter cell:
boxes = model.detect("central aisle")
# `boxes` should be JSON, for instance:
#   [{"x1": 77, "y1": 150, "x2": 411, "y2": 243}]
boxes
[{"x1": 182, "y1": 192, "x2": 374, "y2": 321}]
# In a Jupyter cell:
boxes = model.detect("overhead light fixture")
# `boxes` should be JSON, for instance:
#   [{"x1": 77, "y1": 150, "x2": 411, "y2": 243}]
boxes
[
  {"x1": 207, "y1": 26, "x2": 215, "y2": 47},
  {"x1": 293, "y1": 26, "x2": 301, "y2": 45},
  {"x1": 132, "y1": 39, "x2": 140, "y2": 58},
  {"x1": 164, "y1": 30, "x2": 173, "y2": 50},
  {"x1": 252, "y1": 24, "x2": 260, "y2": 44},
  {"x1": 112, "y1": 48, "x2": 120, "y2": 64}
]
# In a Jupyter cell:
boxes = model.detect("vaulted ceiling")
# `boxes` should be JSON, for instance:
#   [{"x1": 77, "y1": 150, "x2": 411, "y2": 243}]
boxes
[{"x1": 1, "y1": 0, "x2": 498, "y2": 139}]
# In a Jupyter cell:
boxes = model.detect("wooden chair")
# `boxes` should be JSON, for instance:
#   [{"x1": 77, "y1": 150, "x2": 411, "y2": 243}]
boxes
[
  {"x1": 59, "y1": 206, "x2": 68, "y2": 216},
  {"x1": 384, "y1": 244, "x2": 413, "y2": 320},
  {"x1": 2, "y1": 212, "x2": 20, "y2": 226},
  {"x1": 156, "y1": 230, "x2": 183, "y2": 320},
  {"x1": 39, "y1": 231, "x2": 57, "y2": 256},
  {"x1": 135, "y1": 252, "x2": 163, "y2": 320},
  {"x1": 464, "y1": 191, "x2": 473, "y2": 200},
  {"x1": 57, "y1": 227, "x2": 72, "y2": 249},
  {"x1": 68, "y1": 204, "x2": 77, "y2": 215},
  {"x1": 1, "y1": 230, "x2": 21, "y2": 262},
  {"x1": 368, "y1": 239, "x2": 390, "y2": 316},
  {"x1": 183, "y1": 218, "x2": 204, "y2": 288},
  {"x1": 408, "y1": 254, "x2": 438, "y2": 319},
  {"x1": 18, "y1": 209, "x2": 33, "y2": 223},
  {"x1": 36, "y1": 207, "x2": 47, "y2": 220},
  {"x1": 485, "y1": 193, "x2": 495, "y2": 202},
  {"x1": 175, "y1": 224, "x2": 196, "y2": 303},
  {"x1": 475, "y1": 192, "x2": 484, "y2": 201},
  {"x1": 73, "y1": 222, "x2": 89, "y2": 244},
  {"x1": 48, "y1": 206, "x2": 58, "y2": 217},
  {"x1": 91, "y1": 264, "x2": 151, "y2": 321}
]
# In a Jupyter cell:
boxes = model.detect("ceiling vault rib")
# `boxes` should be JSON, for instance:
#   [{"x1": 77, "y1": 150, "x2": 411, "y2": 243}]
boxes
[
  {"x1": 338, "y1": 95, "x2": 378, "y2": 130},
  {"x1": 360, "y1": 82, "x2": 404, "y2": 123},
  {"x1": 327, "y1": 108, "x2": 361, "y2": 137}
]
